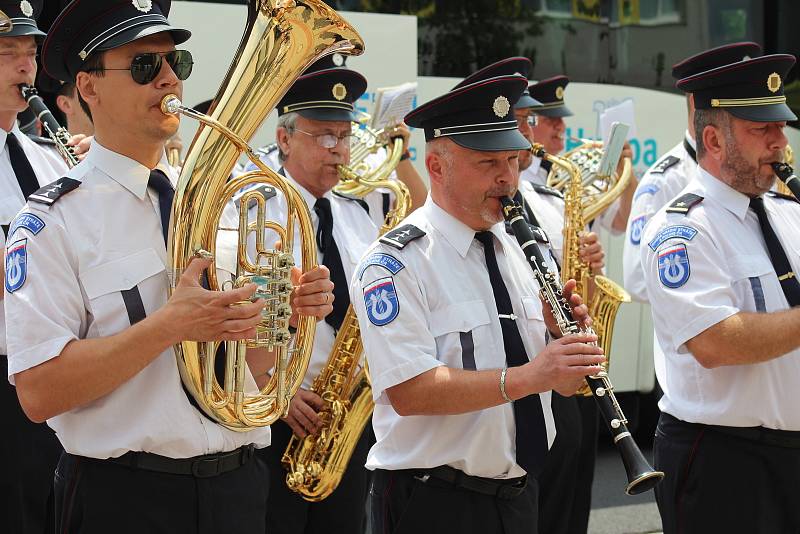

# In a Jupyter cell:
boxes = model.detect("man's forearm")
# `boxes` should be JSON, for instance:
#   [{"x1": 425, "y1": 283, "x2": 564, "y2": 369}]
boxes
[
  {"x1": 686, "y1": 308, "x2": 800, "y2": 368},
  {"x1": 14, "y1": 307, "x2": 176, "y2": 422}
]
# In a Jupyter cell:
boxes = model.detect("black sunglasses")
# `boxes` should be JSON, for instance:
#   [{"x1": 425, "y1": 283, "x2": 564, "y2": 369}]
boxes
[{"x1": 89, "y1": 50, "x2": 193, "y2": 85}]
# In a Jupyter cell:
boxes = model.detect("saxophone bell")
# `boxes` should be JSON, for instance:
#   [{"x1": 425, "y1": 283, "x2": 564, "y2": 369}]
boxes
[{"x1": 0, "y1": 10, "x2": 12, "y2": 33}]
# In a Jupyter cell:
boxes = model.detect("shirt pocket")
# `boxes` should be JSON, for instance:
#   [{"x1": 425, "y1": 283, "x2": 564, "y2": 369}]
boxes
[
  {"x1": 429, "y1": 301, "x2": 491, "y2": 370},
  {"x1": 728, "y1": 254, "x2": 775, "y2": 312},
  {"x1": 79, "y1": 249, "x2": 166, "y2": 337}
]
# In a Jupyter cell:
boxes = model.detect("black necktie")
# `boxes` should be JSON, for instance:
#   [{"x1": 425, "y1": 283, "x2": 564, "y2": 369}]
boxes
[
  {"x1": 6, "y1": 132, "x2": 40, "y2": 199},
  {"x1": 147, "y1": 169, "x2": 174, "y2": 245},
  {"x1": 475, "y1": 231, "x2": 548, "y2": 476},
  {"x1": 749, "y1": 196, "x2": 800, "y2": 307},
  {"x1": 314, "y1": 197, "x2": 348, "y2": 331}
]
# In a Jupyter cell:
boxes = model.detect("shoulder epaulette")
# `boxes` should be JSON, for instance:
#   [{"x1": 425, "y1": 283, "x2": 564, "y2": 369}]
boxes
[
  {"x1": 332, "y1": 190, "x2": 370, "y2": 214},
  {"x1": 257, "y1": 142, "x2": 278, "y2": 156},
  {"x1": 380, "y1": 224, "x2": 425, "y2": 249},
  {"x1": 651, "y1": 155, "x2": 681, "y2": 174},
  {"x1": 28, "y1": 177, "x2": 81, "y2": 206},
  {"x1": 766, "y1": 191, "x2": 800, "y2": 204},
  {"x1": 665, "y1": 193, "x2": 703, "y2": 214},
  {"x1": 531, "y1": 183, "x2": 564, "y2": 199},
  {"x1": 25, "y1": 134, "x2": 55, "y2": 146},
  {"x1": 236, "y1": 184, "x2": 277, "y2": 210}
]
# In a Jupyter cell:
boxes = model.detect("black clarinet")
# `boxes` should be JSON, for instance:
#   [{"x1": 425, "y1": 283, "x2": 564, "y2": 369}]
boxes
[
  {"x1": 772, "y1": 161, "x2": 800, "y2": 200},
  {"x1": 19, "y1": 84, "x2": 79, "y2": 167},
  {"x1": 500, "y1": 196, "x2": 664, "y2": 495}
]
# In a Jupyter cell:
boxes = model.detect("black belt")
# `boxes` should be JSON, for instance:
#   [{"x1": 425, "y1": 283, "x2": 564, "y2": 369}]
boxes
[
  {"x1": 84, "y1": 444, "x2": 256, "y2": 478},
  {"x1": 663, "y1": 412, "x2": 800, "y2": 449},
  {"x1": 410, "y1": 465, "x2": 527, "y2": 500}
]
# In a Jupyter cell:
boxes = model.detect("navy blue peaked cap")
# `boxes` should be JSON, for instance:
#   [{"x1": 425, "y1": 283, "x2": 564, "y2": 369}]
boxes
[
  {"x1": 42, "y1": 0, "x2": 191, "y2": 82},
  {"x1": 671, "y1": 41, "x2": 763, "y2": 81},
  {"x1": 528, "y1": 75, "x2": 572, "y2": 118},
  {"x1": 454, "y1": 57, "x2": 541, "y2": 110},
  {"x1": 677, "y1": 53, "x2": 797, "y2": 122},
  {"x1": 277, "y1": 67, "x2": 367, "y2": 122},
  {"x1": 0, "y1": 0, "x2": 45, "y2": 40},
  {"x1": 405, "y1": 74, "x2": 531, "y2": 152}
]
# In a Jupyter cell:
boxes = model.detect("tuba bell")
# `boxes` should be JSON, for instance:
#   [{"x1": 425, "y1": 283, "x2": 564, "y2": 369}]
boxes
[{"x1": 161, "y1": 0, "x2": 364, "y2": 431}]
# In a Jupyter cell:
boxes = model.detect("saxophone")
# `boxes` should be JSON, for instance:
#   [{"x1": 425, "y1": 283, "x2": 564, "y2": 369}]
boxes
[
  {"x1": 532, "y1": 144, "x2": 631, "y2": 396},
  {"x1": 282, "y1": 139, "x2": 409, "y2": 501},
  {"x1": 160, "y1": 0, "x2": 364, "y2": 430}
]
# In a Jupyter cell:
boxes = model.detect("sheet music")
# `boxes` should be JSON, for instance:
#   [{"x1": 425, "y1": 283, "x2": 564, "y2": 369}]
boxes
[{"x1": 371, "y1": 81, "x2": 417, "y2": 130}]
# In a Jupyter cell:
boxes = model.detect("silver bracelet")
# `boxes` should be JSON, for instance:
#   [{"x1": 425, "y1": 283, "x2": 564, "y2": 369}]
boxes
[{"x1": 499, "y1": 367, "x2": 513, "y2": 403}]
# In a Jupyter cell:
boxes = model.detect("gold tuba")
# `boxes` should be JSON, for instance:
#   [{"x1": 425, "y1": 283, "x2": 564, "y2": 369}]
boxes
[
  {"x1": 532, "y1": 144, "x2": 631, "y2": 396},
  {"x1": 162, "y1": 0, "x2": 364, "y2": 431},
  {"x1": 282, "y1": 144, "x2": 410, "y2": 501}
]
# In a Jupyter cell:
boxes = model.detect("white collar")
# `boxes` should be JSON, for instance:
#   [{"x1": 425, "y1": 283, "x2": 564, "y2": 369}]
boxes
[
  {"x1": 83, "y1": 142, "x2": 173, "y2": 199},
  {"x1": 423, "y1": 197, "x2": 506, "y2": 258},
  {"x1": 696, "y1": 166, "x2": 750, "y2": 221}
]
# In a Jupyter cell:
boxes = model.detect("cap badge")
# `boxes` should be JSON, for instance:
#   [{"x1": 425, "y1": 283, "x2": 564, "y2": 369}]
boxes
[
  {"x1": 555, "y1": 86, "x2": 565, "y2": 100},
  {"x1": 332, "y1": 82, "x2": 347, "y2": 101},
  {"x1": 19, "y1": 0, "x2": 33, "y2": 18},
  {"x1": 132, "y1": 0, "x2": 153, "y2": 13},
  {"x1": 493, "y1": 96, "x2": 510, "y2": 118},
  {"x1": 332, "y1": 53, "x2": 344, "y2": 67},
  {"x1": 767, "y1": 72, "x2": 782, "y2": 93}
]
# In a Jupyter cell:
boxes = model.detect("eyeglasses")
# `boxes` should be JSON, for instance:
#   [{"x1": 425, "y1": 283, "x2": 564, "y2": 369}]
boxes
[
  {"x1": 516, "y1": 115, "x2": 537, "y2": 128},
  {"x1": 87, "y1": 50, "x2": 193, "y2": 85},
  {"x1": 292, "y1": 128, "x2": 352, "y2": 149}
]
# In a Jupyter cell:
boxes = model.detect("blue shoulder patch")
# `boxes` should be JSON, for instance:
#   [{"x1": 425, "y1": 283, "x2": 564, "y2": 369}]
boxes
[
  {"x1": 634, "y1": 183, "x2": 660, "y2": 200},
  {"x1": 629, "y1": 215, "x2": 647, "y2": 245},
  {"x1": 363, "y1": 276, "x2": 400, "y2": 326},
  {"x1": 657, "y1": 243, "x2": 691, "y2": 288},
  {"x1": 5, "y1": 239, "x2": 28, "y2": 293},
  {"x1": 358, "y1": 252, "x2": 405, "y2": 280},
  {"x1": 8, "y1": 213, "x2": 45, "y2": 240},
  {"x1": 648, "y1": 225, "x2": 697, "y2": 251}
]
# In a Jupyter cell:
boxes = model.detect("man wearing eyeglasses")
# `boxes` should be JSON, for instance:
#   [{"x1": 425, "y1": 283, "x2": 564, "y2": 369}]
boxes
[
  {"x1": 239, "y1": 65, "x2": 381, "y2": 534},
  {"x1": 3, "y1": 1, "x2": 331, "y2": 532},
  {"x1": 0, "y1": 2, "x2": 70, "y2": 532}
]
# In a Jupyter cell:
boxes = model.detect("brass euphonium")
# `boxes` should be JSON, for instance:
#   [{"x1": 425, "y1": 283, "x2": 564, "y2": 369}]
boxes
[
  {"x1": 283, "y1": 140, "x2": 410, "y2": 501},
  {"x1": 531, "y1": 144, "x2": 631, "y2": 396},
  {"x1": 160, "y1": 0, "x2": 364, "y2": 431}
]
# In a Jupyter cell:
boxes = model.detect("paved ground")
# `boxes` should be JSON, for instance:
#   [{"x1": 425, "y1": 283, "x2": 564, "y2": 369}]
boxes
[{"x1": 588, "y1": 444, "x2": 663, "y2": 534}]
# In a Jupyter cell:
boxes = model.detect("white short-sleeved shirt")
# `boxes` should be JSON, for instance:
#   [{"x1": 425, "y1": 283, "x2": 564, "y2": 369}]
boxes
[
  {"x1": 350, "y1": 198, "x2": 557, "y2": 479},
  {"x1": 624, "y1": 134, "x2": 697, "y2": 302},
  {"x1": 517, "y1": 179, "x2": 565, "y2": 265},
  {"x1": 224, "y1": 167, "x2": 379, "y2": 390},
  {"x1": 4, "y1": 142, "x2": 270, "y2": 459},
  {"x1": 641, "y1": 167, "x2": 800, "y2": 430},
  {"x1": 0, "y1": 125, "x2": 68, "y2": 354}
]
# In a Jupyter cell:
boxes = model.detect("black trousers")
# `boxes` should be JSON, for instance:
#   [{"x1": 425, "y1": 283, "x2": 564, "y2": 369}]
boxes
[
  {"x1": 1, "y1": 357, "x2": 62, "y2": 534},
  {"x1": 654, "y1": 412, "x2": 800, "y2": 534},
  {"x1": 368, "y1": 468, "x2": 539, "y2": 534},
  {"x1": 537, "y1": 393, "x2": 598, "y2": 534},
  {"x1": 53, "y1": 450, "x2": 268, "y2": 534},
  {"x1": 260, "y1": 420, "x2": 371, "y2": 534}
]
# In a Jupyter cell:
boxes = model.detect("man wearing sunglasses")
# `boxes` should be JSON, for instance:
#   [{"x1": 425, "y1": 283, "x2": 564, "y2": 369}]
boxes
[
  {"x1": 0, "y1": 2, "x2": 70, "y2": 532},
  {"x1": 241, "y1": 65, "x2": 381, "y2": 534},
  {"x1": 3, "y1": 1, "x2": 329, "y2": 532}
]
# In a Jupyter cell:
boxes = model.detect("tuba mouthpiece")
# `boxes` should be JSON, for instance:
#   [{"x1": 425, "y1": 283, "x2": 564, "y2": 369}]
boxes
[{"x1": 161, "y1": 94, "x2": 182, "y2": 115}]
